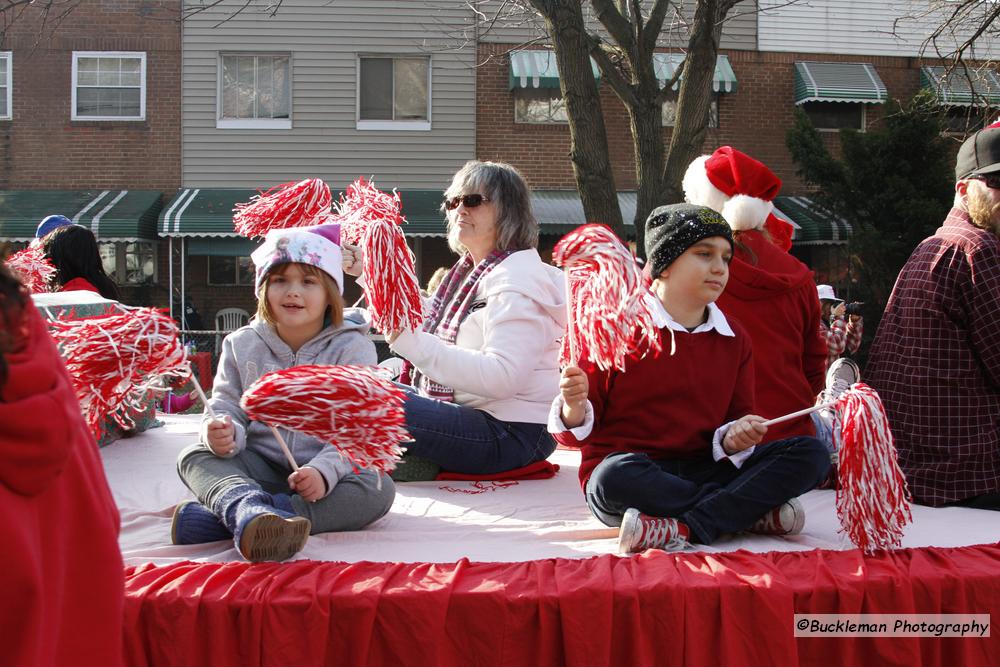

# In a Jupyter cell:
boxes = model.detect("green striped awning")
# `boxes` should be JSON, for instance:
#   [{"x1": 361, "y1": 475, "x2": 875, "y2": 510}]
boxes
[
  {"x1": 773, "y1": 196, "x2": 851, "y2": 246},
  {"x1": 794, "y1": 62, "x2": 887, "y2": 105},
  {"x1": 653, "y1": 54, "x2": 738, "y2": 93},
  {"x1": 509, "y1": 50, "x2": 601, "y2": 90},
  {"x1": 158, "y1": 188, "x2": 449, "y2": 238},
  {"x1": 921, "y1": 66, "x2": 1000, "y2": 106},
  {"x1": 532, "y1": 191, "x2": 636, "y2": 237},
  {"x1": 0, "y1": 190, "x2": 162, "y2": 241}
]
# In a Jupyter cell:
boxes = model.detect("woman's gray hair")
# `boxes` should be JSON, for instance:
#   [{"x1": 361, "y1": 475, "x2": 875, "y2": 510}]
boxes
[{"x1": 442, "y1": 160, "x2": 539, "y2": 254}]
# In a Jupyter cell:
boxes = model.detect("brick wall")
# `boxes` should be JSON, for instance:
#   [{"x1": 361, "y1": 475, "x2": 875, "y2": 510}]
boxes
[
  {"x1": 477, "y1": 44, "x2": 937, "y2": 195},
  {"x1": 0, "y1": 0, "x2": 181, "y2": 192}
]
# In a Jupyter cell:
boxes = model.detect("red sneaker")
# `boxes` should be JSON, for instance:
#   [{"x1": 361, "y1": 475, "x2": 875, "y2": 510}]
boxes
[
  {"x1": 747, "y1": 498, "x2": 805, "y2": 536},
  {"x1": 617, "y1": 508, "x2": 690, "y2": 554}
]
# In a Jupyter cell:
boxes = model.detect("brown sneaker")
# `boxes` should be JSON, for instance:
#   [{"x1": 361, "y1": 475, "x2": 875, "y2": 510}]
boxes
[
  {"x1": 617, "y1": 508, "x2": 690, "y2": 554},
  {"x1": 236, "y1": 512, "x2": 311, "y2": 562}
]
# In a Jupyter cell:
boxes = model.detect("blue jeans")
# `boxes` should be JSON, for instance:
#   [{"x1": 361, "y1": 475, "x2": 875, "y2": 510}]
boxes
[
  {"x1": 585, "y1": 436, "x2": 830, "y2": 544},
  {"x1": 400, "y1": 387, "x2": 556, "y2": 474}
]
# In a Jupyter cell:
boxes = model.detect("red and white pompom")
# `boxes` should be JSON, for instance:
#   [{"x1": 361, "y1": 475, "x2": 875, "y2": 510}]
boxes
[
  {"x1": 233, "y1": 178, "x2": 333, "y2": 238},
  {"x1": 833, "y1": 382, "x2": 912, "y2": 553},
  {"x1": 47, "y1": 307, "x2": 190, "y2": 438},
  {"x1": 241, "y1": 364, "x2": 410, "y2": 474},
  {"x1": 335, "y1": 176, "x2": 405, "y2": 246},
  {"x1": 5, "y1": 245, "x2": 56, "y2": 293},
  {"x1": 361, "y1": 219, "x2": 423, "y2": 333},
  {"x1": 553, "y1": 223, "x2": 662, "y2": 371}
]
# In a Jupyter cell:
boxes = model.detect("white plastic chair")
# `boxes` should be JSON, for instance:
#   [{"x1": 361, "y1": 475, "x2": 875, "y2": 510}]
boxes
[{"x1": 215, "y1": 307, "x2": 250, "y2": 353}]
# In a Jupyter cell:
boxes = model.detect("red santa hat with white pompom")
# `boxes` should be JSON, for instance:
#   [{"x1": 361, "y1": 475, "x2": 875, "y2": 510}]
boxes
[{"x1": 682, "y1": 146, "x2": 794, "y2": 251}]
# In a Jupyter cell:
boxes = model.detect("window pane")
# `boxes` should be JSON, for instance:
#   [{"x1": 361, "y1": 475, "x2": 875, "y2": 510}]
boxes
[
  {"x1": 803, "y1": 101, "x2": 864, "y2": 130},
  {"x1": 0, "y1": 57, "x2": 7, "y2": 77},
  {"x1": 123, "y1": 242, "x2": 154, "y2": 284},
  {"x1": 222, "y1": 56, "x2": 238, "y2": 118},
  {"x1": 121, "y1": 58, "x2": 142, "y2": 87},
  {"x1": 237, "y1": 56, "x2": 255, "y2": 119},
  {"x1": 272, "y1": 56, "x2": 289, "y2": 119},
  {"x1": 944, "y1": 107, "x2": 986, "y2": 133},
  {"x1": 237, "y1": 256, "x2": 254, "y2": 285},
  {"x1": 515, "y1": 90, "x2": 567, "y2": 123},
  {"x1": 360, "y1": 58, "x2": 393, "y2": 120},
  {"x1": 97, "y1": 58, "x2": 121, "y2": 86},
  {"x1": 0, "y1": 87, "x2": 7, "y2": 117},
  {"x1": 208, "y1": 256, "x2": 238, "y2": 285},
  {"x1": 77, "y1": 87, "x2": 101, "y2": 116},
  {"x1": 99, "y1": 244, "x2": 118, "y2": 280},
  {"x1": 662, "y1": 99, "x2": 718, "y2": 127},
  {"x1": 394, "y1": 58, "x2": 428, "y2": 120},
  {"x1": 258, "y1": 57, "x2": 274, "y2": 118}
]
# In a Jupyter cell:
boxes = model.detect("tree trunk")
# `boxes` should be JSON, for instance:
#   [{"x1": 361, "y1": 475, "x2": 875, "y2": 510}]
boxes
[
  {"x1": 661, "y1": 0, "x2": 723, "y2": 205},
  {"x1": 629, "y1": 99, "x2": 666, "y2": 258},
  {"x1": 532, "y1": 0, "x2": 624, "y2": 236}
]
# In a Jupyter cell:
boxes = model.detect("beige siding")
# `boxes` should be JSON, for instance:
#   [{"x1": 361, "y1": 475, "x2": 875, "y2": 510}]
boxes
[
  {"x1": 758, "y1": 0, "x2": 1000, "y2": 58},
  {"x1": 477, "y1": 0, "x2": 757, "y2": 52},
  {"x1": 182, "y1": 0, "x2": 477, "y2": 189}
]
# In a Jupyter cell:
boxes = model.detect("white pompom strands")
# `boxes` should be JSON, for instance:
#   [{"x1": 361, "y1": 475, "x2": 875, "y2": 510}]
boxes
[
  {"x1": 553, "y1": 224, "x2": 663, "y2": 371},
  {"x1": 241, "y1": 365, "x2": 410, "y2": 474},
  {"x1": 762, "y1": 382, "x2": 912, "y2": 553},
  {"x1": 335, "y1": 177, "x2": 422, "y2": 333},
  {"x1": 233, "y1": 178, "x2": 333, "y2": 238},
  {"x1": 5, "y1": 245, "x2": 56, "y2": 294},
  {"x1": 47, "y1": 307, "x2": 192, "y2": 438}
]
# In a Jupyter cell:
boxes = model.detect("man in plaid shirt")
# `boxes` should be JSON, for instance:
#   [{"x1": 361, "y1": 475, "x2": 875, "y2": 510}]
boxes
[
  {"x1": 867, "y1": 123, "x2": 1000, "y2": 510},
  {"x1": 817, "y1": 284, "x2": 863, "y2": 370}
]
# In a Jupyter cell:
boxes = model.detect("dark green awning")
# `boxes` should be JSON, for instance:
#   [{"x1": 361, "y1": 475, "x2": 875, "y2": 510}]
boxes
[
  {"x1": 0, "y1": 190, "x2": 162, "y2": 241},
  {"x1": 773, "y1": 196, "x2": 851, "y2": 245},
  {"x1": 921, "y1": 66, "x2": 1000, "y2": 106},
  {"x1": 186, "y1": 236, "x2": 258, "y2": 256},
  {"x1": 509, "y1": 50, "x2": 601, "y2": 90},
  {"x1": 653, "y1": 54, "x2": 738, "y2": 93},
  {"x1": 794, "y1": 62, "x2": 887, "y2": 105}
]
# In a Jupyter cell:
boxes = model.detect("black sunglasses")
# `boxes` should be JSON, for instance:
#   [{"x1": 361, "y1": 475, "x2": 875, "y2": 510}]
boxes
[
  {"x1": 444, "y1": 193, "x2": 490, "y2": 211},
  {"x1": 973, "y1": 174, "x2": 1000, "y2": 190}
]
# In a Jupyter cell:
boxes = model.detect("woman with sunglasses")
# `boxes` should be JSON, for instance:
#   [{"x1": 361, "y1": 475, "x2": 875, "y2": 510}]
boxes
[{"x1": 343, "y1": 160, "x2": 566, "y2": 479}]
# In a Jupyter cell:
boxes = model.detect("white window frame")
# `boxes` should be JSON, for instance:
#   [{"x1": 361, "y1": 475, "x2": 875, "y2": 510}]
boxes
[
  {"x1": 356, "y1": 55, "x2": 432, "y2": 131},
  {"x1": 71, "y1": 51, "x2": 146, "y2": 121},
  {"x1": 217, "y1": 52, "x2": 292, "y2": 130},
  {"x1": 0, "y1": 52, "x2": 11, "y2": 120}
]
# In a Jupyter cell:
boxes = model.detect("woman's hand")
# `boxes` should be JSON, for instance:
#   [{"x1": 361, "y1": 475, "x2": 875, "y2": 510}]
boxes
[
  {"x1": 288, "y1": 466, "x2": 327, "y2": 502},
  {"x1": 723, "y1": 415, "x2": 767, "y2": 454},
  {"x1": 342, "y1": 243, "x2": 364, "y2": 277},
  {"x1": 559, "y1": 365, "x2": 589, "y2": 428},
  {"x1": 205, "y1": 415, "x2": 235, "y2": 456}
]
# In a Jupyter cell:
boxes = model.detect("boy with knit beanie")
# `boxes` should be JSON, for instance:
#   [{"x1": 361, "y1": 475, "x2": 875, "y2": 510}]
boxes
[{"x1": 549, "y1": 204, "x2": 830, "y2": 552}]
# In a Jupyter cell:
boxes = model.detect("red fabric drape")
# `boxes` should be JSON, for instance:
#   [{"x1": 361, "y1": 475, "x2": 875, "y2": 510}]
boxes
[{"x1": 123, "y1": 543, "x2": 1000, "y2": 667}]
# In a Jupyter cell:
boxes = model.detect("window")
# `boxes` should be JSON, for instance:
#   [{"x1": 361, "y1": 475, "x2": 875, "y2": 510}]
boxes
[
  {"x1": 942, "y1": 106, "x2": 989, "y2": 134},
  {"x1": 514, "y1": 89, "x2": 568, "y2": 123},
  {"x1": 663, "y1": 98, "x2": 718, "y2": 128},
  {"x1": 801, "y1": 101, "x2": 865, "y2": 131},
  {"x1": 72, "y1": 52, "x2": 145, "y2": 121},
  {"x1": 358, "y1": 56, "x2": 430, "y2": 130},
  {"x1": 0, "y1": 52, "x2": 10, "y2": 120},
  {"x1": 207, "y1": 255, "x2": 254, "y2": 286},
  {"x1": 218, "y1": 54, "x2": 291, "y2": 129},
  {"x1": 99, "y1": 241, "x2": 156, "y2": 285}
]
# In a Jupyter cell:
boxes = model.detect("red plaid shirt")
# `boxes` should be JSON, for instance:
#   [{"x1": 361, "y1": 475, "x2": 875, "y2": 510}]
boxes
[
  {"x1": 821, "y1": 316, "x2": 863, "y2": 369},
  {"x1": 866, "y1": 209, "x2": 1000, "y2": 506}
]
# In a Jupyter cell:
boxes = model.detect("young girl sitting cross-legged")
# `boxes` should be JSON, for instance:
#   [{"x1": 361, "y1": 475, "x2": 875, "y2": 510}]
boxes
[
  {"x1": 549, "y1": 204, "x2": 831, "y2": 553},
  {"x1": 171, "y1": 223, "x2": 395, "y2": 562}
]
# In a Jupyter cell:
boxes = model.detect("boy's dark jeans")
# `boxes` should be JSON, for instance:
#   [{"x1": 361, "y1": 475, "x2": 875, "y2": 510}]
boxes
[{"x1": 585, "y1": 437, "x2": 830, "y2": 544}]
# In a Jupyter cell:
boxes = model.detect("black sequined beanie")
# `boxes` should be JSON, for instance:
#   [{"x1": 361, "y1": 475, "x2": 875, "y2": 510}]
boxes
[{"x1": 644, "y1": 203, "x2": 734, "y2": 278}]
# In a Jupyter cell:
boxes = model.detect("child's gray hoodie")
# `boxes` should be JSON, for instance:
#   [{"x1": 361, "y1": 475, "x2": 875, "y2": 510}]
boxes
[{"x1": 200, "y1": 308, "x2": 377, "y2": 496}]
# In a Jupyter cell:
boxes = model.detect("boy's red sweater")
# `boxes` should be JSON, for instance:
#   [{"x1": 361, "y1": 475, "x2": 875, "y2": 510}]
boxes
[{"x1": 555, "y1": 323, "x2": 755, "y2": 488}]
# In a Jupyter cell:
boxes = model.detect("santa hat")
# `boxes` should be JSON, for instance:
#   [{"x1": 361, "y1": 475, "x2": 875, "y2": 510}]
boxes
[
  {"x1": 251, "y1": 223, "x2": 343, "y2": 293},
  {"x1": 682, "y1": 146, "x2": 782, "y2": 231}
]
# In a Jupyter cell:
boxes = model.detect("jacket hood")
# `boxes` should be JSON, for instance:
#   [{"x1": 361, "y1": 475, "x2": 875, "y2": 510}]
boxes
[
  {"x1": 483, "y1": 249, "x2": 567, "y2": 328},
  {"x1": 246, "y1": 307, "x2": 372, "y2": 358},
  {"x1": 725, "y1": 230, "x2": 815, "y2": 301}
]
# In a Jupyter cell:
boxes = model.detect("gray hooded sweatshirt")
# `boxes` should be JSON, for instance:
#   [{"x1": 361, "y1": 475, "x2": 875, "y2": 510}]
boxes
[{"x1": 200, "y1": 308, "x2": 377, "y2": 496}]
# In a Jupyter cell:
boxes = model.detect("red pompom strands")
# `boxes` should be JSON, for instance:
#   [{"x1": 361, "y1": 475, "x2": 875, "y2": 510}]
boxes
[
  {"x1": 553, "y1": 224, "x2": 663, "y2": 370},
  {"x1": 241, "y1": 365, "x2": 410, "y2": 474},
  {"x1": 5, "y1": 245, "x2": 56, "y2": 293},
  {"x1": 233, "y1": 178, "x2": 332, "y2": 238},
  {"x1": 335, "y1": 178, "x2": 422, "y2": 333},
  {"x1": 360, "y1": 219, "x2": 424, "y2": 333},
  {"x1": 335, "y1": 177, "x2": 404, "y2": 246},
  {"x1": 47, "y1": 307, "x2": 190, "y2": 438},
  {"x1": 834, "y1": 382, "x2": 912, "y2": 553}
]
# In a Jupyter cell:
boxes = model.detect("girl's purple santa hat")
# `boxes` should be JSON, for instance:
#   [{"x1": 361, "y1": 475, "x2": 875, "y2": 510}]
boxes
[{"x1": 250, "y1": 223, "x2": 344, "y2": 292}]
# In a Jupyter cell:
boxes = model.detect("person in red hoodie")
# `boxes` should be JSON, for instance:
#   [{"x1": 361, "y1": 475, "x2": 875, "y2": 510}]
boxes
[
  {"x1": 681, "y1": 147, "x2": 855, "y2": 455},
  {"x1": 549, "y1": 204, "x2": 830, "y2": 554},
  {"x1": 40, "y1": 223, "x2": 120, "y2": 300},
  {"x1": 0, "y1": 262, "x2": 124, "y2": 666}
]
